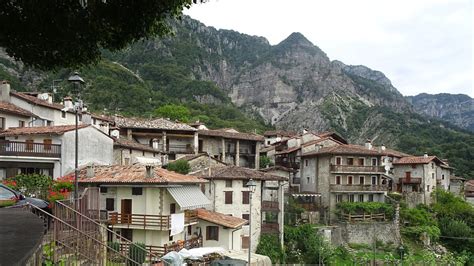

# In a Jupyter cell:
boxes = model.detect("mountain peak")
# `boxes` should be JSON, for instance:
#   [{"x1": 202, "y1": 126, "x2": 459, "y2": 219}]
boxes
[{"x1": 279, "y1": 32, "x2": 314, "y2": 47}]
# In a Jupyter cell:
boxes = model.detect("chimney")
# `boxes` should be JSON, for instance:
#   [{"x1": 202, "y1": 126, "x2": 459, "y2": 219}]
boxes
[
  {"x1": 0, "y1": 81, "x2": 11, "y2": 102},
  {"x1": 302, "y1": 128, "x2": 308, "y2": 134},
  {"x1": 424, "y1": 152, "x2": 428, "y2": 158},
  {"x1": 145, "y1": 165, "x2": 154, "y2": 178},
  {"x1": 63, "y1": 96, "x2": 73, "y2": 110},
  {"x1": 86, "y1": 164, "x2": 95, "y2": 178},
  {"x1": 365, "y1": 139, "x2": 372, "y2": 150},
  {"x1": 381, "y1": 144, "x2": 386, "y2": 151}
]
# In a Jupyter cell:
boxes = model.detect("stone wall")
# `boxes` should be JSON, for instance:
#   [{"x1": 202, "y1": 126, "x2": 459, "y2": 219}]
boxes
[{"x1": 329, "y1": 222, "x2": 401, "y2": 246}]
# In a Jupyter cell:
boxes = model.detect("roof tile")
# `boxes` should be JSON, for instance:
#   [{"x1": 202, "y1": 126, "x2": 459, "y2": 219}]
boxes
[
  {"x1": 0, "y1": 125, "x2": 88, "y2": 136},
  {"x1": 196, "y1": 208, "x2": 247, "y2": 228}
]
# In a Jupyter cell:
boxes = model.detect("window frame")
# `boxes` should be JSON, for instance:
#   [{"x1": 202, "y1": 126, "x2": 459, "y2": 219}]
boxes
[
  {"x1": 225, "y1": 180, "x2": 233, "y2": 188},
  {"x1": 224, "y1": 191, "x2": 233, "y2": 204},
  {"x1": 131, "y1": 187, "x2": 143, "y2": 195},
  {"x1": 242, "y1": 191, "x2": 250, "y2": 204},
  {"x1": 206, "y1": 226, "x2": 219, "y2": 241},
  {"x1": 335, "y1": 175, "x2": 341, "y2": 185}
]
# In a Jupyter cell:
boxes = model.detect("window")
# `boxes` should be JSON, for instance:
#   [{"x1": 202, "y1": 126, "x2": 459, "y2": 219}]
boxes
[
  {"x1": 100, "y1": 187, "x2": 108, "y2": 193},
  {"x1": 78, "y1": 114, "x2": 82, "y2": 122},
  {"x1": 372, "y1": 158, "x2": 378, "y2": 166},
  {"x1": 242, "y1": 191, "x2": 250, "y2": 204},
  {"x1": 305, "y1": 160, "x2": 308, "y2": 167},
  {"x1": 431, "y1": 163, "x2": 434, "y2": 169},
  {"x1": 18, "y1": 120, "x2": 25, "y2": 127},
  {"x1": 348, "y1": 194, "x2": 354, "y2": 202},
  {"x1": 0, "y1": 186, "x2": 16, "y2": 200},
  {"x1": 358, "y1": 194, "x2": 364, "y2": 202},
  {"x1": 432, "y1": 173, "x2": 435, "y2": 179},
  {"x1": 122, "y1": 229, "x2": 133, "y2": 241},
  {"x1": 359, "y1": 176, "x2": 365, "y2": 185},
  {"x1": 93, "y1": 118, "x2": 97, "y2": 125},
  {"x1": 347, "y1": 176, "x2": 353, "y2": 185},
  {"x1": 224, "y1": 191, "x2": 233, "y2": 204},
  {"x1": 206, "y1": 226, "x2": 219, "y2": 241},
  {"x1": 427, "y1": 185, "x2": 430, "y2": 192},
  {"x1": 225, "y1": 180, "x2": 232, "y2": 188},
  {"x1": 242, "y1": 214, "x2": 250, "y2": 221},
  {"x1": 336, "y1": 194, "x2": 343, "y2": 203},
  {"x1": 43, "y1": 139, "x2": 52, "y2": 151},
  {"x1": 371, "y1": 176, "x2": 377, "y2": 185},
  {"x1": 25, "y1": 139, "x2": 34, "y2": 151},
  {"x1": 405, "y1": 172, "x2": 411, "y2": 178},
  {"x1": 368, "y1": 194, "x2": 374, "y2": 202},
  {"x1": 169, "y1": 231, "x2": 173, "y2": 241},
  {"x1": 307, "y1": 176, "x2": 310, "y2": 183},
  {"x1": 0, "y1": 117, "x2": 5, "y2": 130},
  {"x1": 442, "y1": 174, "x2": 445, "y2": 180},
  {"x1": 267, "y1": 140, "x2": 270, "y2": 145},
  {"x1": 106, "y1": 198, "x2": 114, "y2": 211},
  {"x1": 335, "y1": 176, "x2": 341, "y2": 185},
  {"x1": 336, "y1": 157, "x2": 342, "y2": 165},
  {"x1": 61, "y1": 111, "x2": 66, "y2": 118},
  {"x1": 46, "y1": 120, "x2": 52, "y2": 126},
  {"x1": 358, "y1": 158, "x2": 364, "y2": 166},
  {"x1": 132, "y1": 187, "x2": 142, "y2": 195},
  {"x1": 347, "y1": 158, "x2": 354, "y2": 165},
  {"x1": 170, "y1": 203, "x2": 176, "y2": 214}
]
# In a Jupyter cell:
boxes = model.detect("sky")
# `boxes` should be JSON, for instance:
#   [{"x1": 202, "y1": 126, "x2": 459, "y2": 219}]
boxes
[{"x1": 184, "y1": 0, "x2": 473, "y2": 97}]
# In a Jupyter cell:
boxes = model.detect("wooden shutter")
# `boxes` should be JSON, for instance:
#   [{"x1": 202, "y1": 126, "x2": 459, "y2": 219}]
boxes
[
  {"x1": 225, "y1": 191, "x2": 233, "y2": 204},
  {"x1": 43, "y1": 139, "x2": 52, "y2": 151},
  {"x1": 170, "y1": 203, "x2": 176, "y2": 214},
  {"x1": 106, "y1": 198, "x2": 114, "y2": 211},
  {"x1": 242, "y1": 191, "x2": 250, "y2": 204}
]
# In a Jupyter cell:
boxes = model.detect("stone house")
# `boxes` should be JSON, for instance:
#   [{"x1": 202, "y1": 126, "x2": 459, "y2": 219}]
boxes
[
  {"x1": 0, "y1": 125, "x2": 114, "y2": 179},
  {"x1": 194, "y1": 166, "x2": 287, "y2": 252},
  {"x1": 392, "y1": 154, "x2": 451, "y2": 206},
  {"x1": 113, "y1": 136, "x2": 166, "y2": 166},
  {"x1": 300, "y1": 143, "x2": 390, "y2": 222},
  {"x1": 113, "y1": 116, "x2": 198, "y2": 160},
  {"x1": 263, "y1": 130, "x2": 297, "y2": 147},
  {"x1": 173, "y1": 153, "x2": 227, "y2": 174},
  {"x1": 196, "y1": 128, "x2": 263, "y2": 169}
]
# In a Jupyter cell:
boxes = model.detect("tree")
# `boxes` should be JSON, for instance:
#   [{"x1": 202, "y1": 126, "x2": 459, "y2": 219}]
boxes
[
  {"x1": 154, "y1": 104, "x2": 191, "y2": 122},
  {"x1": 0, "y1": 0, "x2": 203, "y2": 69},
  {"x1": 166, "y1": 159, "x2": 191, "y2": 174}
]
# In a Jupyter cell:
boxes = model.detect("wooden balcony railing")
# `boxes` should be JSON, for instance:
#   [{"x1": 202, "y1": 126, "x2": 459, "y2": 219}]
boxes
[
  {"x1": 118, "y1": 236, "x2": 202, "y2": 257},
  {"x1": 261, "y1": 222, "x2": 279, "y2": 234},
  {"x1": 275, "y1": 160, "x2": 300, "y2": 169},
  {"x1": 340, "y1": 212, "x2": 386, "y2": 222},
  {"x1": 0, "y1": 140, "x2": 61, "y2": 158},
  {"x1": 330, "y1": 184, "x2": 388, "y2": 192},
  {"x1": 262, "y1": 200, "x2": 279, "y2": 211},
  {"x1": 399, "y1": 177, "x2": 422, "y2": 184},
  {"x1": 108, "y1": 210, "x2": 198, "y2": 230},
  {"x1": 330, "y1": 165, "x2": 385, "y2": 173}
]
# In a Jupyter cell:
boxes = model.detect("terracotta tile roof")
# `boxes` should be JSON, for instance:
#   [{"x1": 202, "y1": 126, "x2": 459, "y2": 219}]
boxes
[
  {"x1": 260, "y1": 145, "x2": 275, "y2": 153},
  {"x1": 113, "y1": 138, "x2": 162, "y2": 153},
  {"x1": 174, "y1": 153, "x2": 227, "y2": 165},
  {"x1": 114, "y1": 116, "x2": 196, "y2": 131},
  {"x1": 198, "y1": 129, "x2": 264, "y2": 141},
  {"x1": 0, "y1": 101, "x2": 37, "y2": 117},
  {"x1": 196, "y1": 166, "x2": 286, "y2": 181},
  {"x1": 301, "y1": 144, "x2": 382, "y2": 157},
  {"x1": 0, "y1": 124, "x2": 88, "y2": 136},
  {"x1": 380, "y1": 147, "x2": 411, "y2": 158},
  {"x1": 263, "y1": 130, "x2": 297, "y2": 137},
  {"x1": 77, "y1": 165, "x2": 206, "y2": 184},
  {"x1": 196, "y1": 208, "x2": 247, "y2": 229},
  {"x1": 393, "y1": 156, "x2": 444, "y2": 165},
  {"x1": 316, "y1": 132, "x2": 348, "y2": 144},
  {"x1": 301, "y1": 137, "x2": 343, "y2": 147},
  {"x1": 11, "y1": 91, "x2": 65, "y2": 110},
  {"x1": 260, "y1": 165, "x2": 297, "y2": 173},
  {"x1": 275, "y1": 146, "x2": 300, "y2": 155}
]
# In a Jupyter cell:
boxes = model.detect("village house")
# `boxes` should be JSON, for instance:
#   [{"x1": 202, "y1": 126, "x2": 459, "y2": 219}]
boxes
[
  {"x1": 0, "y1": 81, "x2": 112, "y2": 133},
  {"x1": 170, "y1": 153, "x2": 227, "y2": 174},
  {"x1": 0, "y1": 125, "x2": 114, "y2": 179},
  {"x1": 263, "y1": 130, "x2": 297, "y2": 147},
  {"x1": 113, "y1": 116, "x2": 198, "y2": 160},
  {"x1": 195, "y1": 127, "x2": 264, "y2": 169},
  {"x1": 195, "y1": 166, "x2": 287, "y2": 252},
  {"x1": 300, "y1": 143, "x2": 391, "y2": 222},
  {"x1": 392, "y1": 154, "x2": 452, "y2": 206}
]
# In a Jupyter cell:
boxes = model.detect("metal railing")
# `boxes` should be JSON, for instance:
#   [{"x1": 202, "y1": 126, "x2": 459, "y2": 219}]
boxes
[
  {"x1": 108, "y1": 210, "x2": 198, "y2": 230},
  {"x1": 330, "y1": 164, "x2": 385, "y2": 173},
  {"x1": 330, "y1": 184, "x2": 388, "y2": 192},
  {"x1": 0, "y1": 140, "x2": 61, "y2": 158},
  {"x1": 262, "y1": 200, "x2": 279, "y2": 211}
]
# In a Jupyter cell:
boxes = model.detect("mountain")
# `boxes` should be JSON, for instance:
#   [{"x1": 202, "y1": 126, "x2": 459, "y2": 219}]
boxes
[
  {"x1": 0, "y1": 16, "x2": 472, "y2": 178},
  {"x1": 407, "y1": 93, "x2": 474, "y2": 132}
]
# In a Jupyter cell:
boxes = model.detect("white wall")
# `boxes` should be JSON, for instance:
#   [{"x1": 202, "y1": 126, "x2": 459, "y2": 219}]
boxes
[{"x1": 192, "y1": 220, "x2": 242, "y2": 251}]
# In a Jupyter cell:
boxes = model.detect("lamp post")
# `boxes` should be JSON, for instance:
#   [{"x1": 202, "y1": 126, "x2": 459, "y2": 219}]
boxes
[
  {"x1": 67, "y1": 72, "x2": 84, "y2": 210},
  {"x1": 398, "y1": 245, "x2": 405, "y2": 266},
  {"x1": 246, "y1": 178, "x2": 256, "y2": 266}
]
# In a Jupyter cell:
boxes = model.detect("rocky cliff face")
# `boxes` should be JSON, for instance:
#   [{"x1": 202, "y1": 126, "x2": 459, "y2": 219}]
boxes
[{"x1": 407, "y1": 93, "x2": 474, "y2": 131}]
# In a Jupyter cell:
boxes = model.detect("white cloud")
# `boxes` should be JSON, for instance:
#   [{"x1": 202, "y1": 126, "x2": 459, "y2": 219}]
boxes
[{"x1": 185, "y1": 0, "x2": 473, "y2": 97}]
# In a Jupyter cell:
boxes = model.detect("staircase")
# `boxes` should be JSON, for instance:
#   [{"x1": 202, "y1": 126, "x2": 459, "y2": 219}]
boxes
[{"x1": 26, "y1": 188, "x2": 159, "y2": 265}]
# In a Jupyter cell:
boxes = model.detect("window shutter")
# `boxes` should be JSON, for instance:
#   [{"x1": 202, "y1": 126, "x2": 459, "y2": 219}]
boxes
[
  {"x1": 225, "y1": 191, "x2": 233, "y2": 204},
  {"x1": 242, "y1": 191, "x2": 250, "y2": 204}
]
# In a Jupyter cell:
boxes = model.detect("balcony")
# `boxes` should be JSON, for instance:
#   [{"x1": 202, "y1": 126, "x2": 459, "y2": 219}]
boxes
[
  {"x1": 0, "y1": 140, "x2": 61, "y2": 158},
  {"x1": 399, "y1": 177, "x2": 422, "y2": 184},
  {"x1": 157, "y1": 144, "x2": 194, "y2": 154},
  {"x1": 118, "y1": 236, "x2": 202, "y2": 257},
  {"x1": 330, "y1": 165, "x2": 385, "y2": 174},
  {"x1": 275, "y1": 159, "x2": 300, "y2": 169},
  {"x1": 261, "y1": 222, "x2": 279, "y2": 234},
  {"x1": 330, "y1": 184, "x2": 388, "y2": 192},
  {"x1": 108, "y1": 210, "x2": 198, "y2": 230},
  {"x1": 262, "y1": 200, "x2": 279, "y2": 211}
]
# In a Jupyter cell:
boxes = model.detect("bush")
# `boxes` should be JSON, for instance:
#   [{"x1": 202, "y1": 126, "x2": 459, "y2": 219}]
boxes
[
  {"x1": 256, "y1": 234, "x2": 285, "y2": 263},
  {"x1": 400, "y1": 205, "x2": 437, "y2": 226},
  {"x1": 166, "y1": 159, "x2": 191, "y2": 174},
  {"x1": 3, "y1": 174, "x2": 52, "y2": 198},
  {"x1": 128, "y1": 242, "x2": 146, "y2": 265},
  {"x1": 336, "y1": 202, "x2": 394, "y2": 218},
  {"x1": 284, "y1": 224, "x2": 333, "y2": 264},
  {"x1": 401, "y1": 225, "x2": 441, "y2": 241},
  {"x1": 259, "y1": 155, "x2": 273, "y2": 169}
]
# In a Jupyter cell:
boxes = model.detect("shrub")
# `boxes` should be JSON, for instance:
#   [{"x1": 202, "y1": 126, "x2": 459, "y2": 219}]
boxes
[
  {"x1": 128, "y1": 242, "x2": 146, "y2": 265},
  {"x1": 401, "y1": 225, "x2": 441, "y2": 241},
  {"x1": 259, "y1": 155, "x2": 273, "y2": 168},
  {"x1": 4, "y1": 174, "x2": 52, "y2": 198},
  {"x1": 166, "y1": 159, "x2": 191, "y2": 174},
  {"x1": 400, "y1": 205, "x2": 437, "y2": 226},
  {"x1": 336, "y1": 202, "x2": 394, "y2": 218},
  {"x1": 256, "y1": 234, "x2": 285, "y2": 263}
]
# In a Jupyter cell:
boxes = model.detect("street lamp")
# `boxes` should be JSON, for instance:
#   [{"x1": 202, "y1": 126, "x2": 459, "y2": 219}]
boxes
[
  {"x1": 246, "y1": 178, "x2": 257, "y2": 266},
  {"x1": 398, "y1": 245, "x2": 405, "y2": 265},
  {"x1": 68, "y1": 72, "x2": 85, "y2": 210}
]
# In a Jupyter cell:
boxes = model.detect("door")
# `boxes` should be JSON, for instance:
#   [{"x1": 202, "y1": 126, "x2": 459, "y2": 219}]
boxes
[{"x1": 121, "y1": 199, "x2": 132, "y2": 224}]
